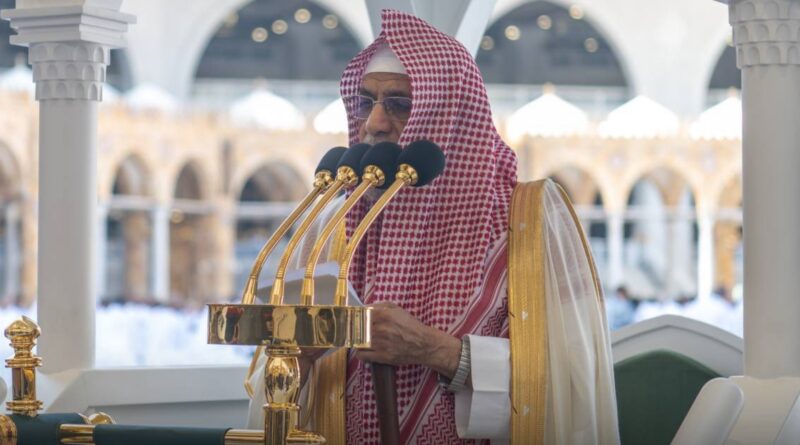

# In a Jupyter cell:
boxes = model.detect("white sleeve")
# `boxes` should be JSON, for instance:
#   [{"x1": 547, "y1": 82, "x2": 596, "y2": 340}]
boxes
[{"x1": 454, "y1": 335, "x2": 511, "y2": 443}]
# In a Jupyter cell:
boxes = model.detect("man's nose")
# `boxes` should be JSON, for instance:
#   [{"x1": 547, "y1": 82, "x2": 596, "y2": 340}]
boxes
[{"x1": 364, "y1": 102, "x2": 392, "y2": 137}]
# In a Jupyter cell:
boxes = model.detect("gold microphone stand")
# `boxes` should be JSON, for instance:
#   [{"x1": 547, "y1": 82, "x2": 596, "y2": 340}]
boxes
[{"x1": 209, "y1": 163, "x2": 373, "y2": 445}]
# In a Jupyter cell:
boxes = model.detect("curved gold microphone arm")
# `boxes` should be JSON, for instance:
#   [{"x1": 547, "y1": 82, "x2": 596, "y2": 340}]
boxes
[
  {"x1": 269, "y1": 166, "x2": 359, "y2": 305},
  {"x1": 299, "y1": 165, "x2": 386, "y2": 305},
  {"x1": 334, "y1": 164, "x2": 419, "y2": 306},
  {"x1": 240, "y1": 171, "x2": 333, "y2": 398},
  {"x1": 239, "y1": 171, "x2": 334, "y2": 305},
  {"x1": 243, "y1": 167, "x2": 357, "y2": 398}
]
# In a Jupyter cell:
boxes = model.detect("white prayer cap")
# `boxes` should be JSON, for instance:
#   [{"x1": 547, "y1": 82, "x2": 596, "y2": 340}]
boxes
[{"x1": 364, "y1": 42, "x2": 407, "y2": 75}]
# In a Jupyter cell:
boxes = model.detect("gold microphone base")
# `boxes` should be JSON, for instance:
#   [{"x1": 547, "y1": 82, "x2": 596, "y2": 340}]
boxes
[
  {"x1": 208, "y1": 304, "x2": 371, "y2": 444},
  {"x1": 207, "y1": 304, "x2": 371, "y2": 349}
]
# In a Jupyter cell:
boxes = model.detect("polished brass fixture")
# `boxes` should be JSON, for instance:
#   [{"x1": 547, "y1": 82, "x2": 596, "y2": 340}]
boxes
[{"x1": 5, "y1": 316, "x2": 42, "y2": 417}]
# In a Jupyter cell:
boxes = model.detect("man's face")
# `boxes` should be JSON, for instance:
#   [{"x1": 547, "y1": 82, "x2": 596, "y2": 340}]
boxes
[{"x1": 357, "y1": 72, "x2": 412, "y2": 144}]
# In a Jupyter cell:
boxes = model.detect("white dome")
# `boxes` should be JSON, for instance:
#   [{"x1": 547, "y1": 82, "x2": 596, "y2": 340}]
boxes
[
  {"x1": 229, "y1": 88, "x2": 306, "y2": 131},
  {"x1": 690, "y1": 95, "x2": 741, "y2": 140},
  {"x1": 506, "y1": 92, "x2": 589, "y2": 139},
  {"x1": 313, "y1": 98, "x2": 348, "y2": 134},
  {"x1": 598, "y1": 96, "x2": 680, "y2": 139},
  {"x1": 0, "y1": 65, "x2": 35, "y2": 95},
  {"x1": 124, "y1": 83, "x2": 179, "y2": 113}
]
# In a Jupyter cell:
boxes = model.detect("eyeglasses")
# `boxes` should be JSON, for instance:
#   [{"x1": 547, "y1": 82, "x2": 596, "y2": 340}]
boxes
[{"x1": 344, "y1": 94, "x2": 413, "y2": 121}]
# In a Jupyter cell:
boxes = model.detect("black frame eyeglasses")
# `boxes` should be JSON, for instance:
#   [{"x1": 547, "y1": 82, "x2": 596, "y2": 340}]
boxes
[{"x1": 344, "y1": 94, "x2": 413, "y2": 121}]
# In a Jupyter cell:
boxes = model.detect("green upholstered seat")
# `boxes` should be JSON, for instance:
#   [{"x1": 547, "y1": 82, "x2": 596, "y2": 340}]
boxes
[{"x1": 614, "y1": 349, "x2": 720, "y2": 445}]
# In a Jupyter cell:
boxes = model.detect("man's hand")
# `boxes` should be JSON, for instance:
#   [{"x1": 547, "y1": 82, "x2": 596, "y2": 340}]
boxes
[{"x1": 355, "y1": 301, "x2": 462, "y2": 379}]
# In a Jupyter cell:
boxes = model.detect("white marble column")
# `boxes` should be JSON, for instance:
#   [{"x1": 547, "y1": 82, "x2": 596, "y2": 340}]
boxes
[
  {"x1": 606, "y1": 212, "x2": 624, "y2": 290},
  {"x1": 696, "y1": 213, "x2": 715, "y2": 302},
  {"x1": 96, "y1": 203, "x2": 108, "y2": 302},
  {"x1": 150, "y1": 205, "x2": 170, "y2": 303},
  {"x1": 727, "y1": 0, "x2": 800, "y2": 379},
  {"x1": 677, "y1": 4, "x2": 800, "y2": 444},
  {"x1": 3, "y1": 202, "x2": 20, "y2": 301},
  {"x1": 1, "y1": 2, "x2": 135, "y2": 373}
]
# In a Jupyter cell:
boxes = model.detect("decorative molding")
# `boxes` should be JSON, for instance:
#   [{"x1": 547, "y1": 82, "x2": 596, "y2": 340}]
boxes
[
  {"x1": 29, "y1": 42, "x2": 108, "y2": 101},
  {"x1": 729, "y1": 0, "x2": 800, "y2": 66},
  {"x1": 2, "y1": 4, "x2": 134, "y2": 102},
  {"x1": 0, "y1": 5, "x2": 135, "y2": 48}
]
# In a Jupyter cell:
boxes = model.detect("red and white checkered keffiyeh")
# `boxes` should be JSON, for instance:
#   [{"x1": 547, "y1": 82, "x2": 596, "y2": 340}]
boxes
[{"x1": 341, "y1": 10, "x2": 518, "y2": 444}]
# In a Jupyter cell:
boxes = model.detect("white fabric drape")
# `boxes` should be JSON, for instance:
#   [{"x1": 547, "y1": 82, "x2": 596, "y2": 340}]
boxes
[{"x1": 541, "y1": 182, "x2": 619, "y2": 444}]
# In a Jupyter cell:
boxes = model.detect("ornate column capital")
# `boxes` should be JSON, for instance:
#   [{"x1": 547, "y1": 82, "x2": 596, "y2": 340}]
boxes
[
  {"x1": 729, "y1": 0, "x2": 800, "y2": 67},
  {"x1": 1, "y1": 3, "x2": 135, "y2": 101}
]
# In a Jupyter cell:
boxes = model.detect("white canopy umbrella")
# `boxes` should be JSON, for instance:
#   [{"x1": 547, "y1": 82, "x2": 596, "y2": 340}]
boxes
[
  {"x1": 506, "y1": 91, "x2": 589, "y2": 140},
  {"x1": 229, "y1": 88, "x2": 306, "y2": 131},
  {"x1": 102, "y1": 83, "x2": 121, "y2": 103},
  {"x1": 313, "y1": 98, "x2": 348, "y2": 134},
  {"x1": 598, "y1": 95, "x2": 680, "y2": 139},
  {"x1": 123, "y1": 83, "x2": 179, "y2": 113},
  {"x1": 690, "y1": 93, "x2": 741, "y2": 140},
  {"x1": 0, "y1": 64, "x2": 35, "y2": 96}
]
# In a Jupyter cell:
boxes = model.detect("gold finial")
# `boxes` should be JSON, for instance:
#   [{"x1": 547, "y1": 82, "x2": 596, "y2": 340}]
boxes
[
  {"x1": 87, "y1": 412, "x2": 116, "y2": 425},
  {"x1": 5, "y1": 316, "x2": 43, "y2": 417}
]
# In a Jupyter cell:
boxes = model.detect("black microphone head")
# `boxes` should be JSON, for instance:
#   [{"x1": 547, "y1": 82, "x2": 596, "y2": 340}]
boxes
[
  {"x1": 397, "y1": 140, "x2": 446, "y2": 186},
  {"x1": 360, "y1": 142, "x2": 402, "y2": 189},
  {"x1": 336, "y1": 143, "x2": 371, "y2": 173},
  {"x1": 315, "y1": 146, "x2": 347, "y2": 174}
]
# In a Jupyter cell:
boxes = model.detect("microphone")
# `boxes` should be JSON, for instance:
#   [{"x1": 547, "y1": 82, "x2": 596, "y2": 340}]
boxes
[
  {"x1": 299, "y1": 142, "x2": 403, "y2": 305},
  {"x1": 269, "y1": 143, "x2": 371, "y2": 304},
  {"x1": 239, "y1": 146, "x2": 345, "y2": 305},
  {"x1": 333, "y1": 140, "x2": 445, "y2": 305}
]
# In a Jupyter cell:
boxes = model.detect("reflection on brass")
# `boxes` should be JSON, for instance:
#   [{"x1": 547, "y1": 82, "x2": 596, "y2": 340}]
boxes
[
  {"x1": 4, "y1": 316, "x2": 42, "y2": 416},
  {"x1": 207, "y1": 304, "x2": 371, "y2": 348},
  {"x1": 59, "y1": 424, "x2": 94, "y2": 444},
  {"x1": 225, "y1": 429, "x2": 264, "y2": 444},
  {"x1": 335, "y1": 164, "x2": 419, "y2": 304},
  {"x1": 271, "y1": 166, "x2": 358, "y2": 305},
  {"x1": 241, "y1": 171, "x2": 334, "y2": 305},
  {"x1": 261, "y1": 346, "x2": 327, "y2": 445},
  {"x1": 87, "y1": 412, "x2": 115, "y2": 425},
  {"x1": 0, "y1": 415, "x2": 17, "y2": 445}
]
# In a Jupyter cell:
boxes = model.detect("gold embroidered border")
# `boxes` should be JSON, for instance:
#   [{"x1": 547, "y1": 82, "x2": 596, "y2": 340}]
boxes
[
  {"x1": 313, "y1": 348, "x2": 347, "y2": 443},
  {"x1": 508, "y1": 180, "x2": 549, "y2": 444}
]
